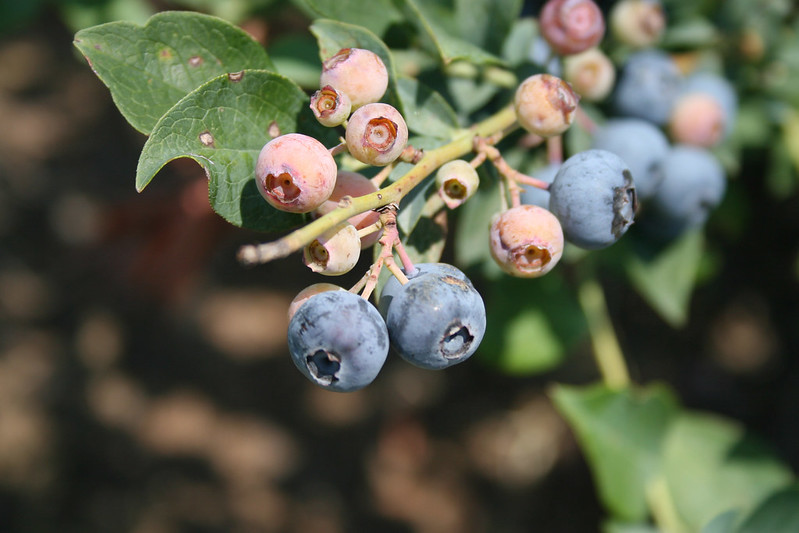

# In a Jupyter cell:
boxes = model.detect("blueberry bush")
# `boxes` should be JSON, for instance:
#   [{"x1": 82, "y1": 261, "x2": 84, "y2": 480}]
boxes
[{"x1": 5, "y1": 0, "x2": 790, "y2": 530}]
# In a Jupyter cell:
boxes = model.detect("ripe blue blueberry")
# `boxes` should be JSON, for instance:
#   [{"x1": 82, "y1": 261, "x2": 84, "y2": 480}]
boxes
[
  {"x1": 612, "y1": 49, "x2": 683, "y2": 125},
  {"x1": 548, "y1": 149, "x2": 637, "y2": 249},
  {"x1": 591, "y1": 118, "x2": 669, "y2": 200},
  {"x1": 378, "y1": 263, "x2": 486, "y2": 370},
  {"x1": 641, "y1": 144, "x2": 726, "y2": 239},
  {"x1": 520, "y1": 163, "x2": 560, "y2": 208},
  {"x1": 288, "y1": 290, "x2": 389, "y2": 392}
]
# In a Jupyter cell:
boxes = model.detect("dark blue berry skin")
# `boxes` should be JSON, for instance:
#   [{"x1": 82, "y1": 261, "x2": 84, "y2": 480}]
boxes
[
  {"x1": 641, "y1": 145, "x2": 726, "y2": 239},
  {"x1": 378, "y1": 263, "x2": 486, "y2": 370},
  {"x1": 591, "y1": 118, "x2": 669, "y2": 200},
  {"x1": 548, "y1": 149, "x2": 637, "y2": 250},
  {"x1": 613, "y1": 49, "x2": 683, "y2": 125},
  {"x1": 288, "y1": 290, "x2": 389, "y2": 392},
  {"x1": 520, "y1": 163, "x2": 560, "y2": 208}
]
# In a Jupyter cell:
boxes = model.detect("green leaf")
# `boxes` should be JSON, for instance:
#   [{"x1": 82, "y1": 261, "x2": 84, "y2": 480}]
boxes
[
  {"x1": 737, "y1": 485, "x2": 799, "y2": 533},
  {"x1": 74, "y1": 11, "x2": 274, "y2": 134},
  {"x1": 501, "y1": 17, "x2": 538, "y2": 66},
  {"x1": 479, "y1": 274, "x2": 584, "y2": 375},
  {"x1": 454, "y1": 0, "x2": 523, "y2": 55},
  {"x1": 293, "y1": 0, "x2": 404, "y2": 38},
  {"x1": 396, "y1": 77, "x2": 460, "y2": 139},
  {"x1": 552, "y1": 383, "x2": 681, "y2": 522},
  {"x1": 309, "y1": 19, "x2": 402, "y2": 110},
  {"x1": 624, "y1": 229, "x2": 705, "y2": 328},
  {"x1": 701, "y1": 510, "x2": 742, "y2": 533},
  {"x1": 136, "y1": 69, "x2": 309, "y2": 232},
  {"x1": 661, "y1": 17, "x2": 720, "y2": 48},
  {"x1": 398, "y1": 0, "x2": 504, "y2": 66},
  {"x1": 663, "y1": 412, "x2": 794, "y2": 532},
  {"x1": 403, "y1": 212, "x2": 448, "y2": 265}
]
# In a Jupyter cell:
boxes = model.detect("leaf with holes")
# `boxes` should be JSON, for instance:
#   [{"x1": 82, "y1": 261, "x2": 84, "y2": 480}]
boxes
[
  {"x1": 74, "y1": 10, "x2": 274, "y2": 134},
  {"x1": 136, "y1": 69, "x2": 311, "y2": 232}
]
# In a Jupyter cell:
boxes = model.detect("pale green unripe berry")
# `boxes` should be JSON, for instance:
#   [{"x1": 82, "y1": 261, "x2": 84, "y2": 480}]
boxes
[
  {"x1": 563, "y1": 48, "x2": 616, "y2": 101},
  {"x1": 435, "y1": 160, "x2": 480, "y2": 209},
  {"x1": 514, "y1": 74, "x2": 580, "y2": 137},
  {"x1": 345, "y1": 103, "x2": 408, "y2": 166},
  {"x1": 310, "y1": 85, "x2": 352, "y2": 127},
  {"x1": 489, "y1": 205, "x2": 564, "y2": 278},
  {"x1": 320, "y1": 48, "x2": 388, "y2": 110},
  {"x1": 303, "y1": 223, "x2": 361, "y2": 275},
  {"x1": 610, "y1": 0, "x2": 666, "y2": 48}
]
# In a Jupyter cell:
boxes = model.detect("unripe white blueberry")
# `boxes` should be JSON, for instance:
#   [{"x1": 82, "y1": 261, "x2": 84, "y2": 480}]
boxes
[
  {"x1": 514, "y1": 74, "x2": 580, "y2": 137},
  {"x1": 320, "y1": 48, "x2": 389, "y2": 110},
  {"x1": 489, "y1": 205, "x2": 564, "y2": 278},
  {"x1": 610, "y1": 0, "x2": 666, "y2": 48},
  {"x1": 255, "y1": 133, "x2": 337, "y2": 213},
  {"x1": 316, "y1": 171, "x2": 383, "y2": 248},
  {"x1": 435, "y1": 160, "x2": 480, "y2": 209},
  {"x1": 303, "y1": 223, "x2": 361, "y2": 276},
  {"x1": 288, "y1": 283, "x2": 345, "y2": 321},
  {"x1": 345, "y1": 103, "x2": 408, "y2": 166},
  {"x1": 310, "y1": 85, "x2": 352, "y2": 127},
  {"x1": 563, "y1": 47, "x2": 616, "y2": 101}
]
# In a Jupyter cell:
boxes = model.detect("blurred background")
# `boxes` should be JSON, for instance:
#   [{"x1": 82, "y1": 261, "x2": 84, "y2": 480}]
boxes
[{"x1": 1, "y1": 0, "x2": 798, "y2": 532}]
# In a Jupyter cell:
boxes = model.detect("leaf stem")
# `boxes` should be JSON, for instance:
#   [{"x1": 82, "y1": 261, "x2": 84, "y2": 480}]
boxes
[
  {"x1": 576, "y1": 265, "x2": 630, "y2": 389},
  {"x1": 238, "y1": 105, "x2": 518, "y2": 265}
]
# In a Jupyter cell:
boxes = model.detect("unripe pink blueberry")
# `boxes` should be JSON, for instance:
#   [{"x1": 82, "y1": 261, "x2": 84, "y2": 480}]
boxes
[
  {"x1": 610, "y1": 0, "x2": 666, "y2": 48},
  {"x1": 514, "y1": 74, "x2": 580, "y2": 137},
  {"x1": 303, "y1": 222, "x2": 361, "y2": 276},
  {"x1": 489, "y1": 205, "x2": 564, "y2": 278},
  {"x1": 669, "y1": 93, "x2": 726, "y2": 148},
  {"x1": 435, "y1": 160, "x2": 480, "y2": 209},
  {"x1": 320, "y1": 48, "x2": 389, "y2": 110},
  {"x1": 310, "y1": 85, "x2": 352, "y2": 127},
  {"x1": 345, "y1": 103, "x2": 408, "y2": 166},
  {"x1": 316, "y1": 171, "x2": 383, "y2": 248},
  {"x1": 563, "y1": 47, "x2": 616, "y2": 101},
  {"x1": 540, "y1": 0, "x2": 605, "y2": 56},
  {"x1": 287, "y1": 283, "x2": 345, "y2": 321},
  {"x1": 255, "y1": 133, "x2": 337, "y2": 213}
]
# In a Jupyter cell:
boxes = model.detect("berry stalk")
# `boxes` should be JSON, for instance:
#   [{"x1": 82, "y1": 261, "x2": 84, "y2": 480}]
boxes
[
  {"x1": 238, "y1": 105, "x2": 518, "y2": 266},
  {"x1": 576, "y1": 267, "x2": 631, "y2": 389}
]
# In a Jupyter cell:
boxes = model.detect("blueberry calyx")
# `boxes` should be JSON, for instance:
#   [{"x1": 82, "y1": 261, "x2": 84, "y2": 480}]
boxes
[
  {"x1": 306, "y1": 350, "x2": 341, "y2": 384},
  {"x1": 612, "y1": 169, "x2": 637, "y2": 238}
]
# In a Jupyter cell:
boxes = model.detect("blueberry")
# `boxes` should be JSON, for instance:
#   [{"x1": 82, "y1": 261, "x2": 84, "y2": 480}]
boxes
[
  {"x1": 378, "y1": 263, "x2": 486, "y2": 370},
  {"x1": 640, "y1": 145, "x2": 726, "y2": 239},
  {"x1": 612, "y1": 49, "x2": 683, "y2": 125},
  {"x1": 591, "y1": 118, "x2": 669, "y2": 199},
  {"x1": 520, "y1": 162, "x2": 560, "y2": 208},
  {"x1": 288, "y1": 290, "x2": 389, "y2": 392},
  {"x1": 679, "y1": 72, "x2": 738, "y2": 135},
  {"x1": 548, "y1": 149, "x2": 637, "y2": 249}
]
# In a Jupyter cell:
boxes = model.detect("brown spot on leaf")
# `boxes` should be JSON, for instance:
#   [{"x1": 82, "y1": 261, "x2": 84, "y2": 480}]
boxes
[
  {"x1": 199, "y1": 131, "x2": 215, "y2": 147},
  {"x1": 268, "y1": 121, "x2": 281, "y2": 138},
  {"x1": 189, "y1": 55, "x2": 203, "y2": 67},
  {"x1": 228, "y1": 71, "x2": 244, "y2": 82}
]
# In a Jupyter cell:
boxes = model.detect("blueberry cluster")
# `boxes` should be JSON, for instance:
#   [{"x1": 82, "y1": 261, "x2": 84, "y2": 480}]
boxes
[
  {"x1": 287, "y1": 264, "x2": 486, "y2": 392},
  {"x1": 249, "y1": 2, "x2": 735, "y2": 390},
  {"x1": 508, "y1": 0, "x2": 731, "y2": 255}
]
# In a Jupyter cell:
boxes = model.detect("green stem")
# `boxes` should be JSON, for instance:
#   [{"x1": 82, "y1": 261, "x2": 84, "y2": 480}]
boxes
[
  {"x1": 576, "y1": 266, "x2": 631, "y2": 389},
  {"x1": 238, "y1": 105, "x2": 518, "y2": 265}
]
